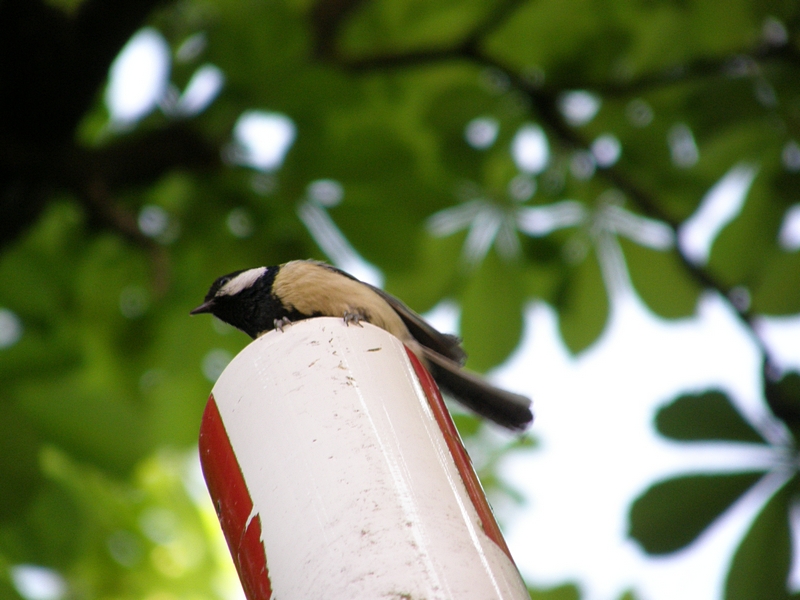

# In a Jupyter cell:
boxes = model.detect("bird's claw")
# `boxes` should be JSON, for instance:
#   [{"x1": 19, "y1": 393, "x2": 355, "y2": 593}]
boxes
[
  {"x1": 343, "y1": 311, "x2": 365, "y2": 327},
  {"x1": 274, "y1": 317, "x2": 292, "y2": 332}
]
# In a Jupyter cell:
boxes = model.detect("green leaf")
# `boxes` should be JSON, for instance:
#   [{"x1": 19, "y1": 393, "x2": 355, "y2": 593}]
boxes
[
  {"x1": 725, "y1": 477, "x2": 794, "y2": 600},
  {"x1": 528, "y1": 582, "x2": 582, "y2": 600},
  {"x1": 619, "y1": 237, "x2": 702, "y2": 319},
  {"x1": 451, "y1": 412, "x2": 482, "y2": 438},
  {"x1": 629, "y1": 472, "x2": 765, "y2": 554},
  {"x1": 557, "y1": 246, "x2": 609, "y2": 354},
  {"x1": 764, "y1": 371, "x2": 800, "y2": 440},
  {"x1": 424, "y1": 82, "x2": 507, "y2": 179},
  {"x1": 16, "y1": 480, "x2": 83, "y2": 569},
  {"x1": 751, "y1": 251, "x2": 800, "y2": 315},
  {"x1": 383, "y1": 233, "x2": 463, "y2": 312},
  {"x1": 0, "y1": 580, "x2": 23, "y2": 600},
  {"x1": 0, "y1": 405, "x2": 43, "y2": 522},
  {"x1": 655, "y1": 391, "x2": 766, "y2": 443},
  {"x1": 341, "y1": 0, "x2": 491, "y2": 55},
  {"x1": 708, "y1": 169, "x2": 784, "y2": 290},
  {"x1": 460, "y1": 254, "x2": 525, "y2": 371},
  {"x1": 17, "y1": 383, "x2": 151, "y2": 476}
]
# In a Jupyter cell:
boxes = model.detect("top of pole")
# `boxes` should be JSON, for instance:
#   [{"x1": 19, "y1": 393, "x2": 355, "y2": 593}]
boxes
[{"x1": 200, "y1": 318, "x2": 529, "y2": 599}]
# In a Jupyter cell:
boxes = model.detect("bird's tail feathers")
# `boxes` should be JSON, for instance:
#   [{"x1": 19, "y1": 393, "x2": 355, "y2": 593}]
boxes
[{"x1": 420, "y1": 347, "x2": 533, "y2": 431}]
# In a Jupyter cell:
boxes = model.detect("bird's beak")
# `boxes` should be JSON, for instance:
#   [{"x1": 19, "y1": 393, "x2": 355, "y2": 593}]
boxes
[{"x1": 190, "y1": 300, "x2": 215, "y2": 315}]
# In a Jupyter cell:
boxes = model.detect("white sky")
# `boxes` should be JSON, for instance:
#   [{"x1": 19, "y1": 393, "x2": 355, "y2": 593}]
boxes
[{"x1": 492, "y1": 289, "x2": 799, "y2": 600}]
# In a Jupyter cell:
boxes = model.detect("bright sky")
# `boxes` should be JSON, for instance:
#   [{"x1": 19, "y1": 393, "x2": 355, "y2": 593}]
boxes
[{"x1": 492, "y1": 289, "x2": 799, "y2": 600}]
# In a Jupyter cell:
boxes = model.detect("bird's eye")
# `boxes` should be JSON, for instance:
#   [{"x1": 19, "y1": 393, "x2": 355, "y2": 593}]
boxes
[{"x1": 213, "y1": 276, "x2": 232, "y2": 296}]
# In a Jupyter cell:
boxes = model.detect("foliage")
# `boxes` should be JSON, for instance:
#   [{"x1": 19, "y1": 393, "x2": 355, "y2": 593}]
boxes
[
  {"x1": 629, "y1": 383, "x2": 800, "y2": 599},
  {"x1": 2, "y1": 0, "x2": 800, "y2": 598}
]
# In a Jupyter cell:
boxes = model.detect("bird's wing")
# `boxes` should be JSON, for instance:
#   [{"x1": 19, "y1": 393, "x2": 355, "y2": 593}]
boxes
[
  {"x1": 365, "y1": 284, "x2": 467, "y2": 365},
  {"x1": 313, "y1": 261, "x2": 467, "y2": 365}
]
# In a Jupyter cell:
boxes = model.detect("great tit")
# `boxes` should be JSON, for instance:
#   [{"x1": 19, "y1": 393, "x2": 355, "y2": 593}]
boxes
[{"x1": 191, "y1": 260, "x2": 533, "y2": 430}]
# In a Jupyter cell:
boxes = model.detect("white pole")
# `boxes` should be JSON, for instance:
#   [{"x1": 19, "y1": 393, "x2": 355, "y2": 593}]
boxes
[{"x1": 199, "y1": 317, "x2": 529, "y2": 599}]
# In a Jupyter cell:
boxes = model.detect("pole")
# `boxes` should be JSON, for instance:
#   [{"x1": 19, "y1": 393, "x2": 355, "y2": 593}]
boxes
[{"x1": 199, "y1": 317, "x2": 529, "y2": 599}]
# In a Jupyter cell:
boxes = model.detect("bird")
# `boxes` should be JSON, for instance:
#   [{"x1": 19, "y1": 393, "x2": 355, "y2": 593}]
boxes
[{"x1": 191, "y1": 260, "x2": 533, "y2": 430}]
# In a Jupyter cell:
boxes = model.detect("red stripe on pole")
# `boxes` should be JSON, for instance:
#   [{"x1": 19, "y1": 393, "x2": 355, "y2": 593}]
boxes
[
  {"x1": 405, "y1": 348, "x2": 516, "y2": 563},
  {"x1": 199, "y1": 395, "x2": 272, "y2": 600}
]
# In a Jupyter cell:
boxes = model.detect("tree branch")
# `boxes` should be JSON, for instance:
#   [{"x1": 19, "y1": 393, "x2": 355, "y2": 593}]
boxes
[
  {"x1": 67, "y1": 124, "x2": 222, "y2": 191},
  {"x1": 592, "y1": 43, "x2": 800, "y2": 98},
  {"x1": 330, "y1": 0, "x2": 527, "y2": 70},
  {"x1": 80, "y1": 181, "x2": 172, "y2": 297},
  {"x1": 315, "y1": 0, "x2": 782, "y2": 365},
  {"x1": 461, "y1": 0, "x2": 528, "y2": 50},
  {"x1": 472, "y1": 50, "x2": 777, "y2": 363},
  {"x1": 311, "y1": 0, "x2": 370, "y2": 59},
  {"x1": 69, "y1": 0, "x2": 172, "y2": 131}
]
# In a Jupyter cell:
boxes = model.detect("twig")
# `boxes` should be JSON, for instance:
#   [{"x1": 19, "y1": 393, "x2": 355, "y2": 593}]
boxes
[
  {"x1": 472, "y1": 49, "x2": 776, "y2": 363},
  {"x1": 80, "y1": 180, "x2": 172, "y2": 298}
]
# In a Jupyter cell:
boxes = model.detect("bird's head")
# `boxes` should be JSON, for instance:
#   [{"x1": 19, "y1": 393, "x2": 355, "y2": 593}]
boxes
[{"x1": 191, "y1": 266, "x2": 280, "y2": 338}]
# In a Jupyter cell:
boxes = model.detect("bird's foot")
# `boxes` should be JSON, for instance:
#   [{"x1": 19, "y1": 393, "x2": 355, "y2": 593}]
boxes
[
  {"x1": 343, "y1": 311, "x2": 365, "y2": 327},
  {"x1": 274, "y1": 317, "x2": 292, "y2": 332}
]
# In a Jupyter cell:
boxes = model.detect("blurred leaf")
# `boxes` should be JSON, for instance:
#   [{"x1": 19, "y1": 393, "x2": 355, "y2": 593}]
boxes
[
  {"x1": 764, "y1": 371, "x2": 800, "y2": 439},
  {"x1": 16, "y1": 382, "x2": 151, "y2": 476},
  {"x1": 724, "y1": 477, "x2": 793, "y2": 600},
  {"x1": 472, "y1": 428, "x2": 536, "y2": 510},
  {"x1": 750, "y1": 251, "x2": 800, "y2": 315},
  {"x1": 0, "y1": 406, "x2": 43, "y2": 522},
  {"x1": 383, "y1": 233, "x2": 463, "y2": 312},
  {"x1": 620, "y1": 238, "x2": 701, "y2": 319},
  {"x1": 655, "y1": 390, "x2": 766, "y2": 444},
  {"x1": 630, "y1": 472, "x2": 765, "y2": 554},
  {"x1": 14, "y1": 480, "x2": 82, "y2": 569},
  {"x1": 528, "y1": 582, "x2": 582, "y2": 600},
  {"x1": 424, "y1": 82, "x2": 509, "y2": 178},
  {"x1": 557, "y1": 247, "x2": 608, "y2": 354},
  {"x1": 451, "y1": 412, "x2": 482, "y2": 438},
  {"x1": 460, "y1": 253, "x2": 525, "y2": 371},
  {"x1": 342, "y1": 0, "x2": 492, "y2": 54},
  {"x1": 0, "y1": 579, "x2": 23, "y2": 600},
  {"x1": 708, "y1": 170, "x2": 788, "y2": 303},
  {"x1": 37, "y1": 447, "x2": 232, "y2": 599}
]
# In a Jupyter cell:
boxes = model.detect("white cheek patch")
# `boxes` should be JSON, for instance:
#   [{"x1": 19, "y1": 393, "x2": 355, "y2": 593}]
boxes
[{"x1": 218, "y1": 267, "x2": 268, "y2": 296}]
